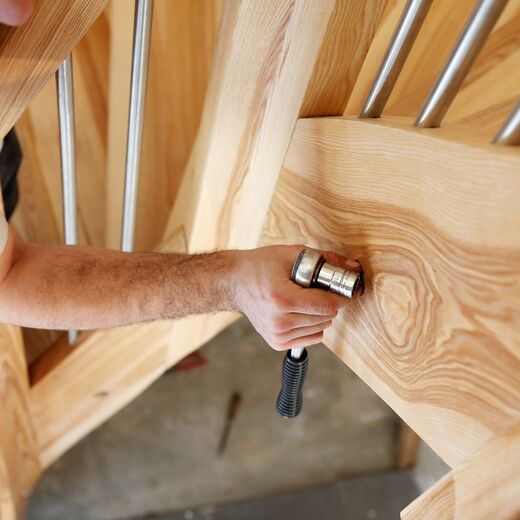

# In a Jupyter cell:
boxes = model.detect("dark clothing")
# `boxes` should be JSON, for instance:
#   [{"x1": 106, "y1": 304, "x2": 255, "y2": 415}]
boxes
[{"x1": 0, "y1": 129, "x2": 22, "y2": 221}]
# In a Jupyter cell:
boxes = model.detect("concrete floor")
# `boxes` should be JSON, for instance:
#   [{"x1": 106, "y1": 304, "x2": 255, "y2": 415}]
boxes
[
  {"x1": 28, "y1": 319, "x2": 403, "y2": 519},
  {"x1": 125, "y1": 470, "x2": 419, "y2": 520}
]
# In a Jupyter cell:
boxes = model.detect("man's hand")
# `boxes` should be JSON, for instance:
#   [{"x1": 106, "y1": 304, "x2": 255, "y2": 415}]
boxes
[
  {"x1": 232, "y1": 245, "x2": 359, "y2": 351},
  {"x1": 0, "y1": 229, "x2": 358, "y2": 352}
]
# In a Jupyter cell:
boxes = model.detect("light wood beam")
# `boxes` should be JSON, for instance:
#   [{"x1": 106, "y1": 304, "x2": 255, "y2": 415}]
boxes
[
  {"x1": 345, "y1": 0, "x2": 520, "y2": 129},
  {"x1": 395, "y1": 421, "x2": 421, "y2": 469},
  {"x1": 0, "y1": 0, "x2": 108, "y2": 140},
  {"x1": 401, "y1": 425, "x2": 520, "y2": 519},
  {"x1": 261, "y1": 116, "x2": 520, "y2": 468},
  {"x1": 299, "y1": 0, "x2": 388, "y2": 117},
  {"x1": 30, "y1": 312, "x2": 239, "y2": 468},
  {"x1": 0, "y1": 325, "x2": 41, "y2": 519},
  {"x1": 161, "y1": 0, "x2": 337, "y2": 252},
  {"x1": 0, "y1": 196, "x2": 41, "y2": 520}
]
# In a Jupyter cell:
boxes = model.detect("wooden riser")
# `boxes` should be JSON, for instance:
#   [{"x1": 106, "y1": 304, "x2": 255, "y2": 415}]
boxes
[
  {"x1": 0, "y1": 0, "x2": 519, "y2": 517},
  {"x1": 261, "y1": 115, "x2": 520, "y2": 468}
]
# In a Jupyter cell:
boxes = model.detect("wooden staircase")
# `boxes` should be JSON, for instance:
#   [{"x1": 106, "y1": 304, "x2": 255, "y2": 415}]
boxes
[{"x1": 1, "y1": 0, "x2": 519, "y2": 518}]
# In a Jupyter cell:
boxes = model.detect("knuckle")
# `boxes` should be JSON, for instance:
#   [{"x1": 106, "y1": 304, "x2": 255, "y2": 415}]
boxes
[
  {"x1": 272, "y1": 316, "x2": 290, "y2": 333},
  {"x1": 270, "y1": 291, "x2": 291, "y2": 311}
]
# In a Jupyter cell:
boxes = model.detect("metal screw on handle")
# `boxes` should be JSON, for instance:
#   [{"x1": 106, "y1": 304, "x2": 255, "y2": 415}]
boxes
[{"x1": 276, "y1": 249, "x2": 362, "y2": 418}]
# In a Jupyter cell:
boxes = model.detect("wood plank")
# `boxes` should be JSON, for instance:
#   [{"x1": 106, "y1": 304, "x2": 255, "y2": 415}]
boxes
[
  {"x1": 261, "y1": 116, "x2": 520, "y2": 468},
  {"x1": 401, "y1": 424, "x2": 520, "y2": 519},
  {"x1": 0, "y1": 172, "x2": 39, "y2": 520},
  {"x1": 0, "y1": 0, "x2": 108, "y2": 140},
  {"x1": 395, "y1": 421, "x2": 421, "y2": 469},
  {"x1": 104, "y1": 0, "x2": 135, "y2": 250},
  {"x1": 161, "y1": 0, "x2": 337, "y2": 252},
  {"x1": 0, "y1": 325, "x2": 41, "y2": 518},
  {"x1": 445, "y1": 0, "x2": 520, "y2": 132},
  {"x1": 30, "y1": 312, "x2": 238, "y2": 467},
  {"x1": 299, "y1": 0, "x2": 388, "y2": 117},
  {"x1": 344, "y1": 0, "x2": 476, "y2": 116},
  {"x1": 105, "y1": 0, "x2": 223, "y2": 251},
  {"x1": 345, "y1": 0, "x2": 520, "y2": 132}
]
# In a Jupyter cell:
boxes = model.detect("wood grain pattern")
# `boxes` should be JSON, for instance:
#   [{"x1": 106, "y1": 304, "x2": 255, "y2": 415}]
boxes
[
  {"x1": 105, "y1": 0, "x2": 223, "y2": 251},
  {"x1": 261, "y1": 116, "x2": 520, "y2": 467},
  {"x1": 12, "y1": 11, "x2": 109, "y2": 248},
  {"x1": 445, "y1": 0, "x2": 520, "y2": 132},
  {"x1": 30, "y1": 312, "x2": 238, "y2": 467},
  {"x1": 299, "y1": 0, "x2": 388, "y2": 117},
  {"x1": 0, "y1": 0, "x2": 108, "y2": 140},
  {"x1": 161, "y1": 0, "x2": 337, "y2": 252},
  {"x1": 401, "y1": 425, "x2": 520, "y2": 519},
  {"x1": 104, "y1": 0, "x2": 134, "y2": 250},
  {"x1": 345, "y1": 0, "x2": 520, "y2": 130},
  {"x1": 0, "y1": 325, "x2": 41, "y2": 519},
  {"x1": 395, "y1": 421, "x2": 421, "y2": 469}
]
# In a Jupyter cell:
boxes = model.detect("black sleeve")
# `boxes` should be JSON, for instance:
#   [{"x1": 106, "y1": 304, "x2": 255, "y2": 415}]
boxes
[{"x1": 0, "y1": 128, "x2": 22, "y2": 221}]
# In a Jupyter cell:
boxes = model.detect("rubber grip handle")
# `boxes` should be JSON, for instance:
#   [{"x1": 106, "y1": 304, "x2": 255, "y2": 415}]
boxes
[{"x1": 276, "y1": 349, "x2": 309, "y2": 418}]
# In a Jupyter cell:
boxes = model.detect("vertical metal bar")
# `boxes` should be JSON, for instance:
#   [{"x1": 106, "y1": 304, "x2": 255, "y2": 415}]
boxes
[
  {"x1": 121, "y1": 0, "x2": 154, "y2": 252},
  {"x1": 415, "y1": 0, "x2": 509, "y2": 128},
  {"x1": 492, "y1": 99, "x2": 520, "y2": 145},
  {"x1": 56, "y1": 55, "x2": 78, "y2": 346},
  {"x1": 359, "y1": 0, "x2": 433, "y2": 119}
]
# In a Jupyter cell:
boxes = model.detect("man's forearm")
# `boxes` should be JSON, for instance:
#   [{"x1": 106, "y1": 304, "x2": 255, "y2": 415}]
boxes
[{"x1": 0, "y1": 241, "x2": 239, "y2": 329}]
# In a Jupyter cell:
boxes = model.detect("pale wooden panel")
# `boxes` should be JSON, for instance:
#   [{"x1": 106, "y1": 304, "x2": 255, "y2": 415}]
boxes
[
  {"x1": 0, "y1": 325, "x2": 41, "y2": 518},
  {"x1": 0, "y1": 0, "x2": 108, "y2": 140},
  {"x1": 105, "y1": 0, "x2": 223, "y2": 251},
  {"x1": 261, "y1": 116, "x2": 520, "y2": 467},
  {"x1": 161, "y1": 0, "x2": 337, "y2": 252},
  {"x1": 299, "y1": 0, "x2": 388, "y2": 117},
  {"x1": 343, "y1": 0, "x2": 405, "y2": 115},
  {"x1": 30, "y1": 312, "x2": 238, "y2": 468},
  {"x1": 12, "y1": 11, "x2": 109, "y2": 248},
  {"x1": 30, "y1": 321, "x2": 170, "y2": 467},
  {"x1": 395, "y1": 421, "x2": 421, "y2": 469},
  {"x1": 401, "y1": 425, "x2": 520, "y2": 519},
  {"x1": 445, "y1": 0, "x2": 520, "y2": 132},
  {"x1": 345, "y1": 0, "x2": 520, "y2": 128},
  {"x1": 104, "y1": 0, "x2": 134, "y2": 250}
]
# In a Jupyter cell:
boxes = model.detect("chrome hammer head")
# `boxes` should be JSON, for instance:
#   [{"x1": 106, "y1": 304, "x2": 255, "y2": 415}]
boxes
[{"x1": 291, "y1": 249, "x2": 361, "y2": 298}]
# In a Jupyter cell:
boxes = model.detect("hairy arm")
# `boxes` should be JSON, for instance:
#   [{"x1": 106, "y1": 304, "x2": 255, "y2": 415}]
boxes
[{"x1": 0, "y1": 225, "x2": 357, "y2": 350}]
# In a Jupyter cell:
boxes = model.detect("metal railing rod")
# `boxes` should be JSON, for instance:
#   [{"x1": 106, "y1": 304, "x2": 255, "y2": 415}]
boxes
[
  {"x1": 492, "y1": 99, "x2": 520, "y2": 145},
  {"x1": 121, "y1": 0, "x2": 154, "y2": 252},
  {"x1": 415, "y1": 0, "x2": 509, "y2": 128},
  {"x1": 360, "y1": 0, "x2": 433, "y2": 119},
  {"x1": 56, "y1": 55, "x2": 78, "y2": 346}
]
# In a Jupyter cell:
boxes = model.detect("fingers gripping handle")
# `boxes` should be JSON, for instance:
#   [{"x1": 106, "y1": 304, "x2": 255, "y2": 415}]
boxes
[
  {"x1": 276, "y1": 349, "x2": 309, "y2": 418},
  {"x1": 276, "y1": 248, "x2": 361, "y2": 418}
]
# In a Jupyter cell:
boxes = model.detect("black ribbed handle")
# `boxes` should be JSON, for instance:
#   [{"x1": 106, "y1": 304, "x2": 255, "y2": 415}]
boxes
[{"x1": 276, "y1": 349, "x2": 309, "y2": 418}]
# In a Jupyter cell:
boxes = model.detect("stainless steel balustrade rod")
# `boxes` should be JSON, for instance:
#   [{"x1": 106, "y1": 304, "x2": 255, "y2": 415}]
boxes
[
  {"x1": 415, "y1": 0, "x2": 509, "y2": 128},
  {"x1": 121, "y1": 0, "x2": 154, "y2": 252},
  {"x1": 360, "y1": 0, "x2": 432, "y2": 119},
  {"x1": 56, "y1": 55, "x2": 78, "y2": 346},
  {"x1": 493, "y1": 99, "x2": 520, "y2": 145}
]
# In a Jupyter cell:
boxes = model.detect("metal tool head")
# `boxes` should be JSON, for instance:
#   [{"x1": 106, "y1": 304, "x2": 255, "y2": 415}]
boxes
[
  {"x1": 291, "y1": 249, "x2": 324, "y2": 287},
  {"x1": 291, "y1": 248, "x2": 361, "y2": 298}
]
